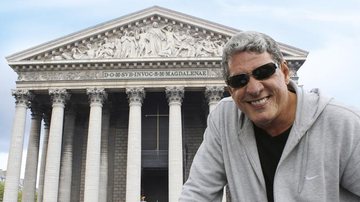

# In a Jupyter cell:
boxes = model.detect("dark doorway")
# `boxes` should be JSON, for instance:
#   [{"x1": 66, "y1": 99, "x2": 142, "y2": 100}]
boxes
[
  {"x1": 142, "y1": 92, "x2": 169, "y2": 151},
  {"x1": 141, "y1": 168, "x2": 168, "y2": 202}
]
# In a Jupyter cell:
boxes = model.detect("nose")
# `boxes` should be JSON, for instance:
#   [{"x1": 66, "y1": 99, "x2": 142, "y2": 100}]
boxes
[{"x1": 245, "y1": 76, "x2": 264, "y2": 96}]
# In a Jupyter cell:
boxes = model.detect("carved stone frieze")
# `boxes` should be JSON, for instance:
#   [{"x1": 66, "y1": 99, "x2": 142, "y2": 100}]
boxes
[
  {"x1": 41, "y1": 21, "x2": 227, "y2": 61},
  {"x1": 18, "y1": 70, "x2": 103, "y2": 81}
]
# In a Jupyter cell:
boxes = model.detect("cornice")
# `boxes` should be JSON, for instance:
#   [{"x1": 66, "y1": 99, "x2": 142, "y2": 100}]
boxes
[
  {"x1": 10, "y1": 57, "x2": 222, "y2": 72},
  {"x1": 9, "y1": 55, "x2": 305, "y2": 73}
]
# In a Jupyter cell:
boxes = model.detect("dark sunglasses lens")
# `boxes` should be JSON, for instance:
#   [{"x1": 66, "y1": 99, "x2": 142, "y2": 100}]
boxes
[
  {"x1": 227, "y1": 74, "x2": 249, "y2": 88},
  {"x1": 253, "y1": 63, "x2": 277, "y2": 80}
]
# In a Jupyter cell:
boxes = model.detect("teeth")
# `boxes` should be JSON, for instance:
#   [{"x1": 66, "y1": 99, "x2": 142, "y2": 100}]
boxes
[{"x1": 250, "y1": 97, "x2": 268, "y2": 105}]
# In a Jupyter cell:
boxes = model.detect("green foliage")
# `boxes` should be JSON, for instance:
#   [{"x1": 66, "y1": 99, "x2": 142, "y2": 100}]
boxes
[
  {"x1": 0, "y1": 182, "x2": 25, "y2": 202},
  {"x1": 17, "y1": 189, "x2": 22, "y2": 202},
  {"x1": 0, "y1": 181, "x2": 4, "y2": 202}
]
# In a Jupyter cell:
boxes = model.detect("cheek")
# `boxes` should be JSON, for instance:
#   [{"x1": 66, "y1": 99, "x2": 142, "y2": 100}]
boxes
[
  {"x1": 230, "y1": 89, "x2": 242, "y2": 99},
  {"x1": 230, "y1": 90, "x2": 246, "y2": 107}
]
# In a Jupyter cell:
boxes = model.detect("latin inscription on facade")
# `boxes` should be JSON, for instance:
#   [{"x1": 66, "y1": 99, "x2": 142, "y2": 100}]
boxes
[
  {"x1": 103, "y1": 69, "x2": 208, "y2": 79},
  {"x1": 18, "y1": 69, "x2": 222, "y2": 81}
]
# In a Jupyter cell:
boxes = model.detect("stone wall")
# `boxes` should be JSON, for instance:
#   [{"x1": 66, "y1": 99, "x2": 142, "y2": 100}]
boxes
[
  {"x1": 182, "y1": 92, "x2": 208, "y2": 181},
  {"x1": 109, "y1": 94, "x2": 129, "y2": 202}
]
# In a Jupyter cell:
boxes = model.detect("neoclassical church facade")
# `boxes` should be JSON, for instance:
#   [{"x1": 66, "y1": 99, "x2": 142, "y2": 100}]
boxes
[{"x1": 3, "y1": 6, "x2": 308, "y2": 202}]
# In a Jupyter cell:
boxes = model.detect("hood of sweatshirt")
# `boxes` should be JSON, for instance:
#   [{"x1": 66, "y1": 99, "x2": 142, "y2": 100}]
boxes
[
  {"x1": 283, "y1": 80, "x2": 333, "y2": 156},
  {"x1": 284, "y1": 81, "x2": 335, "y2": 194}
]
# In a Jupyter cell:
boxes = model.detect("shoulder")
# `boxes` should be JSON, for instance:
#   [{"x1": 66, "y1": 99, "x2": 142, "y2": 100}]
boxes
[
  {"x1": 207, "y1": 96, "x2": 242, "y2": 127},
  {"x1": 317, "y1": 100, "x2": 360, "y2": 145},
  {"x1": 216, "y1": 96, "x2": 237, "y2": 108},
  {"x1": 211, "y1": 97, "x2": 238, "y2": 115},
  {"x1": 323, "y1": 100, "x2": 360, "y2": 121}
]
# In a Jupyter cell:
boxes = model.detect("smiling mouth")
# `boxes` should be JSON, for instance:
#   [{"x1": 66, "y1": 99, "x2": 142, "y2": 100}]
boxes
[{"x1": 248, "y1": 97, "x2": 269, "y2": 107}]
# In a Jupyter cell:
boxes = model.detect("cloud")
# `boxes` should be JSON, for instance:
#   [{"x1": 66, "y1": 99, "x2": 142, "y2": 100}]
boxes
[
  {"x1": 298, "y1": 34, "x2": 360, "y2": 108},
  {"x1": 213, "y1": 0, "x2": 360, "y2": 25},
  {"x1": 0, "y1": 152, "x2": 8, "y2": 170},
  {"x1": 0, "y1": 0, "x2": 113, "y2": 12},
  {"x1": 0, "y1": 64, "x2": 16, "y2": 153},
  {"x1": 0, "y1": 150, "x2": 27, "y2": 179}
]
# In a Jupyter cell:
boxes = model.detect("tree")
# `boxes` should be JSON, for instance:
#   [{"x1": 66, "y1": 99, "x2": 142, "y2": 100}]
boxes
[
  {"x1": 0, "y1": 182, "x2": 26, "y2": 202},
  {"x1": 0, "y1": 181, "x2": 4, "y2": 201}
]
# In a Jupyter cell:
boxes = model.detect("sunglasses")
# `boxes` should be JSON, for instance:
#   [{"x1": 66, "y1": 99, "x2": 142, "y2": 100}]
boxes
[{"x1": 226, "y1": 62, "x2": 279, "y2": 88}]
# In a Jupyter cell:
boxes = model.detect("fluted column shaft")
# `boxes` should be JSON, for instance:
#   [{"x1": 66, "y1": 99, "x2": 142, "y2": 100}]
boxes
[
  {"x1": 99, "y1": 107, "x2": 110, "y2": 202},
  {"x1": 125, "y1": 87, "x2": 145, "y2": 202},
  {"x1": 22, "y1": 104, "x2": 42, "y2": 202},
  {"x1": 84, "y1": 88, "x2": 107, "y2": 202},
  {"x1": 37, "y1": 112, "x2": 51, "y2": 202},
  {"x1": 58, "y1": 107, "x2": 76, "y2": 202},
  {"x1": 3, "y1": 89, "x2": 33, "y2": 202},
  {"x1": 166, "y1": 86, "x2": 184, "y2": 202},
  {"x1": 43, "y1": 89, "x2": 70, "y2": 202}
]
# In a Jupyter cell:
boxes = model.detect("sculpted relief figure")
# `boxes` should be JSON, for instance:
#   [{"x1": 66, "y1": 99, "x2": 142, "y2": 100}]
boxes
[
  {"x1": 84, "y1": 43, "x2": 97, "y2": 58},
  {"x1": 120, "y1": 30, "x2": 138, "y2": 58},
  {"x1": 48, "y1": 21, "x2": 227, "y2": 60},
  {"x1": 146, "y1": 22, "x2": 166, "y2": 56},
  {"x1": 95, "y1": 37, "x2": 115, "y2": 58},
  {"x1": 52, "y1": 42, "x2": 96, "y2": 60},
  {"x1": 213, "y1": 39, "x2": 225, "y2": 56},
  {"x1": 135, "y1": 27, "x2": 151, "y2": 57},
  {"x1": 159, "y1": 25, "x2": 177, "y2": 57},
  {"x1": 113, "y1": 34, "x2": 123, "y2": 58},
  {"x1": 195, "y1": 35, "x2": 216, "y2": 57},
  {"x1": 174, "y1": 29, "x2": 196, "y2": 57}
]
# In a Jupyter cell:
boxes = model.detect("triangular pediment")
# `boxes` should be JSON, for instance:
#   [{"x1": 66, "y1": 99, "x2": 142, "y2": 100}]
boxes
[{"x1": 6, "y1": 6, "x2": 308, "y2": 65}]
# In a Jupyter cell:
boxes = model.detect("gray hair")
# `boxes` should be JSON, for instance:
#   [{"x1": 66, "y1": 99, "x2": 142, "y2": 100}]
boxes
[{"x1": 221, "y1": 31, "x2": 284, "y2": 80}]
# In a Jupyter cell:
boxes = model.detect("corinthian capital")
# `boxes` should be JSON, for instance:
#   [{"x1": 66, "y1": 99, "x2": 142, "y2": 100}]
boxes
[
  {"x1": 126, "y1": 87, "x2": 145, "y2": 105},
  {"x1": 49, "y1": 88, "x2": 70, "y2": 106},
  {"x1": 86, "y1": 88, "x2": 107, "y2": 105},
  {"x1": 11, "y1": 89, "x2": 34, "y2": 107},
  {"x1": 165, "y1": 86, "x2": 184, "y2": 104},
  {"x1": 205, "y1": 86, "x2": 224, "y2": 104}
]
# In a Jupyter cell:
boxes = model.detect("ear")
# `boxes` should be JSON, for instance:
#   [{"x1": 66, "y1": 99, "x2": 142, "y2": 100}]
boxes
[{"x1": 281, "y1": 61, "x2": 291, "y2": 84}]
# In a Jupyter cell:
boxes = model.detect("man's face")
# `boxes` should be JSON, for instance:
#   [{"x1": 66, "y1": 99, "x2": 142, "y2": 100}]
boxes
[{"x1": 228, "y1": 51, "x2": 291, "y2": 129}]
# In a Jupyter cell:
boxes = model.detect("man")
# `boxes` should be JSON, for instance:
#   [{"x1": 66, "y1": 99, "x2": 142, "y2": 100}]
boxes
[{"x1": 179, "y1": 31, "x2": 360, "y2": 201}]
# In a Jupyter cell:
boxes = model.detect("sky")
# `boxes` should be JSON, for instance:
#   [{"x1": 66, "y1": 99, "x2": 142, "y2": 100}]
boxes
[{"x1": 1, "y1": 0, "x2": 360, "y2": 175}]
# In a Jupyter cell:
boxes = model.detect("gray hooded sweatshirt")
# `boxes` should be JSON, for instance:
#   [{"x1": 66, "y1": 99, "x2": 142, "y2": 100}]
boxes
[{"x1": 180, "y1": 81, "x2": 360, "y2": 202}]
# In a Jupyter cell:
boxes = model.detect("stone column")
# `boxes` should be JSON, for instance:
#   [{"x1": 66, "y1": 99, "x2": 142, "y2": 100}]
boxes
[
  {"x1": 43, "y1": 89, "x2": 70, "y2": 202},
  {"x1": 205, "y1": 86, "x2": 224, "y2": 113},
  {"x1": 84, "y1": 88, "x2": 107, "y2": 202},
  {"x1": 166, "y1": 86, "x2": 184, "y2": 202},
  {"x1": 37, "y1": 111, "x2": 51, "y2": 202},
  {"x1": 58, "y1": 106, "x2": 76, "y2": 202},
  {"x1": 125, "y1": 87, "x2": 145, "y2": 202},
  {"x1": 99, "y1": 106, "x2": 110, "y2": 202},
  {"x1": 22, "y1": 103, "x2": 42, "y2": 202},
  {"x1": 205, "y1": 86, "x2": 226, "y2": 201},
  {"x1": 3, "y1": 89, "x2": 33, "y2": 202}
]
